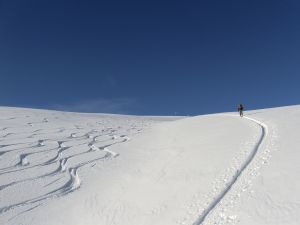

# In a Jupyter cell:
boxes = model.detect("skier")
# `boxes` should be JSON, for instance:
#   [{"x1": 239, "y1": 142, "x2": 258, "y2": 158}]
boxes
[{"x1": 238, "y1": 104, "x2": 244, "y2": 117}]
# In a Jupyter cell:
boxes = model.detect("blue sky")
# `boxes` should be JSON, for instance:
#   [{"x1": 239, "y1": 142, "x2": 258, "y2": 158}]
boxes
[{"x1": 0, "y1": 0, "x2": 299, "y2": 115}]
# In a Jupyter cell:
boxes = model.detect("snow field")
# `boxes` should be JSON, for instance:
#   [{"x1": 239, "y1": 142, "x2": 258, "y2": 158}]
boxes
[{"x1": 1, "y1": 105, "x2": 300, "y2": 225}]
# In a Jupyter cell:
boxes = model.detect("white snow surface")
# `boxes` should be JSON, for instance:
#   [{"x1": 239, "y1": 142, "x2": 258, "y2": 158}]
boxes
[{"x1": 0, "y1": 105, "x2": 299, "y2": 225}]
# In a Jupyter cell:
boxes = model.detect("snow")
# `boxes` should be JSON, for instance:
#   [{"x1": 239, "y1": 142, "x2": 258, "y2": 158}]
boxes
[{"x1": 0, "y1": 105, "x2": 300, "y2": 225}]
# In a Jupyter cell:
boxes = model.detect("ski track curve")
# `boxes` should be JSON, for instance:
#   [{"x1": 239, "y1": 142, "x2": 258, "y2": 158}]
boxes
[
  {"x1": 0, "y1": 112, "x2": 155, "y2": 222},
  {"x1": 192, "y1": 116, "x2": 268, "y2": 225},
  {"x1": 1, "y1": 111, "x2": 268, "y2": 224}
]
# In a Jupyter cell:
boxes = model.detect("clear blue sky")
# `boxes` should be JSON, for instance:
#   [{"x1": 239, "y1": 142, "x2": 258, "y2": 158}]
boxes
[{"x1": 0, "y1": 0, "x2": 299, "y2": 115}]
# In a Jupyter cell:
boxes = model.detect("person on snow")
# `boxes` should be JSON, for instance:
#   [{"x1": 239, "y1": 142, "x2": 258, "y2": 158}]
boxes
[{"x1": 238, "y1": 104, "x2": 244, "y2": 117}]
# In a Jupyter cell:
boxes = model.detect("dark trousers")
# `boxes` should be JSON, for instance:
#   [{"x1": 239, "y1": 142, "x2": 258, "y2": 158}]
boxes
[{"x1": 239, "y1": 110, "x2": 243, "y2": 117}]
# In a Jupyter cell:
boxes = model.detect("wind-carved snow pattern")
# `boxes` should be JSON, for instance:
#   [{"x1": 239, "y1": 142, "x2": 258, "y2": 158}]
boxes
[
  {"x1": 179, "y1": 116, "x2": 276, "y2": 225},
  {"x1": 0, "y1": 110, "x2": 158, "y2": 221}
]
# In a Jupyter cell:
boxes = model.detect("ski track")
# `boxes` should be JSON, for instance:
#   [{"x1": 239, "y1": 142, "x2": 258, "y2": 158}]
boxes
[
  {"x1": 1, "y1": 112, "x2": 270, "y2": 224},
  {"x1": 192, "y1": 116, "x2": 268, "y2": 225},
  {"x1": 0, "y1": 113, "x2": 154, "y2": 221}
]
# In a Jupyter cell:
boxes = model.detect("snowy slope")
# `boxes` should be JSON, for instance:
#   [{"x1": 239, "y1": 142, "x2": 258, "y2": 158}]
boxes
[
  {"x1": 0, "y1": 105, "x2": 299, "y2": 225},
  {"x1": 220, "y1": 106, "x2": 300, "y2": 225}
]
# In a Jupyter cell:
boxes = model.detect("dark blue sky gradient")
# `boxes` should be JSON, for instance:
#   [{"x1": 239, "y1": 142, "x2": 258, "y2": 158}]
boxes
[{"x1": 0, "y1": 0, "x2": 300, "y2": 115}]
